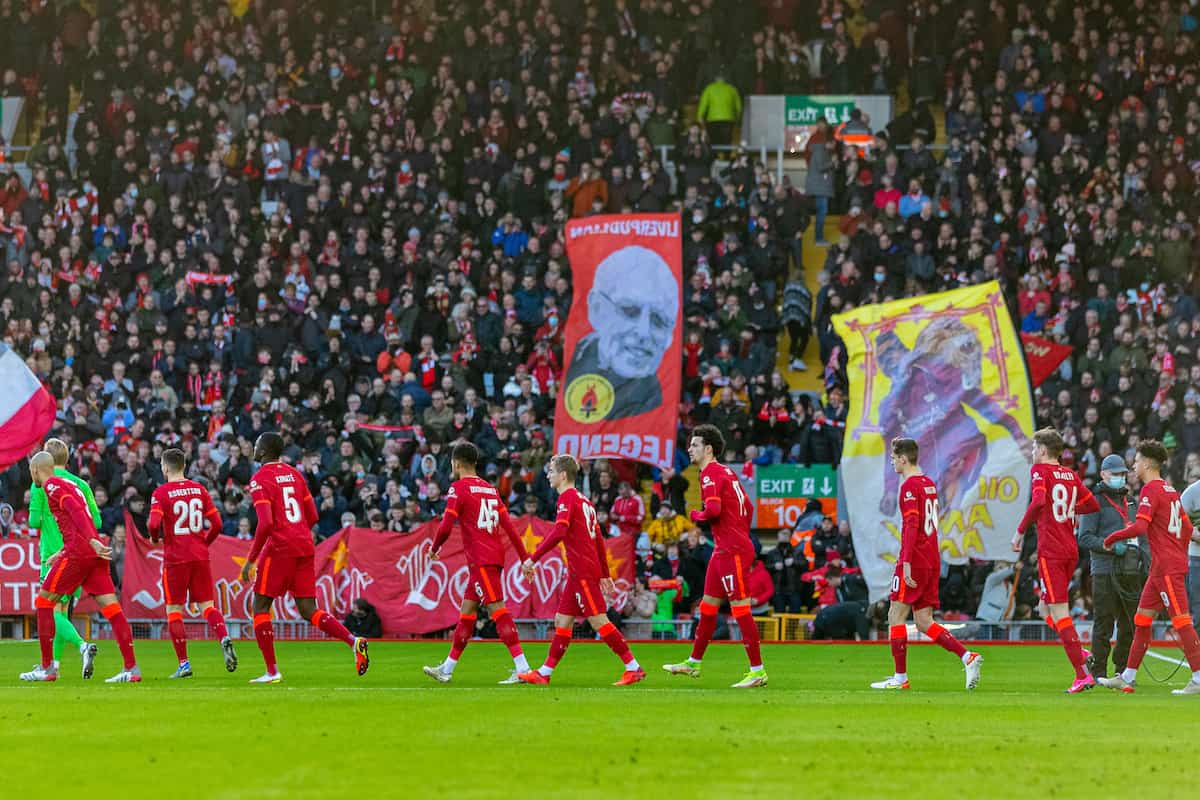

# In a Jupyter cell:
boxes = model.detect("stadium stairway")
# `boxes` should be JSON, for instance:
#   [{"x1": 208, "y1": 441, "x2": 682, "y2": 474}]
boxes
[{"x1": 774, "y1": 217, "x2": 839, "y2": 396}]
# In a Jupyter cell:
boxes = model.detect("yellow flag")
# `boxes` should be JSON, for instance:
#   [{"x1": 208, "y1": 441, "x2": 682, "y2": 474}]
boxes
[{"x1": 831, "y1": 281, "x2": 1033, "y2": 599}]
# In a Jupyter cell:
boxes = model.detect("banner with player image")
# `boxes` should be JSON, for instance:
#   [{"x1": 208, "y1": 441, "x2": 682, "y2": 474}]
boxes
[
  {"x1": 832, "y1": 282, "x2": 1035, "y2": 600},
  {"x1": 555, "y1": 214, "x2": 683, "y2": 469},
  {"x1": 120, "y1": 515, "x2": 636, "y2": 635}
]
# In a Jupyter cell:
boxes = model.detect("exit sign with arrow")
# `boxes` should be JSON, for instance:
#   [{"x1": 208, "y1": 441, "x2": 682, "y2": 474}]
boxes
[{"x1": 752, "y1": 465, "x2": 838, "y2": 529}]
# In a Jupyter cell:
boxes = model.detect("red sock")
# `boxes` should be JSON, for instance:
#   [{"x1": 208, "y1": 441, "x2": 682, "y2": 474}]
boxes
[
  {"x1": 102, "y1": 603, "x2": 137, "y2": 670},
  {"x1": 690, "y1": 601, "x2": 719, "y2": 661},
  {"x1": 310, "y1": 609, "x2": 355, "y2": 647},
  {"x1": 889, "y1": 624, "x2": 908, "y2": 674},
  {"x1": 492, "y1": 607, "x2": 523, "y2": 658},
  {"x1": 731, "y1": 605, "x2": 762, "y2": 667},
  {"x1": 167, "y1": 611, "x2": 189, "y2": 664},
  {"x1": 1053, "y1": 617, "x2": 1086, "y2": 678},
  {"x1": 204, "y1": 606, "x2": 229, "y2": 639},
  {"x1": 598, "y1": 622, "x2": 637, "y2": 668},
  {"x1": 449, "y1": 613, "x2": 476, "y2": 660},
  {"x1": 926, "y1": 622, "x2": 967, "y2": 659},
  {"x1": 1173, "y1": 616, "x2": 1200, "y2": 670},
  {"x1": 36, "y1": 598, "x2": 55, "y2": 669},
  {"x1": 254, "y1": 612, "x2": 277, "y2": 674},
  {"x1": 1127, "y1": 614, "x2": 1152, "y2": 671},
  {"x1": 544, "y1": 627, "x2": 572, "y2": 669}
]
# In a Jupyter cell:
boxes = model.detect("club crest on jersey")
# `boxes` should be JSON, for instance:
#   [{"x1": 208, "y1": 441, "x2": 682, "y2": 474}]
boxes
[
  {"x1": 904, "y1": 491, "x2": 914, "y2": 500},
  {"x1": 558, "y1": 503, "x2": 568, "y2": 513},
  {"x1": 702, "y1": 476, "x2": 714, "y2": 487}
]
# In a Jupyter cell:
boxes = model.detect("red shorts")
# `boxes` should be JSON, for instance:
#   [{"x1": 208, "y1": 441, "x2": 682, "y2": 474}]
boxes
[
  {"x1": 163, "y1": 560, "x2": 214, "y2": 605},
  {"x1": 703, "y1": 551, "x2": 752, "y2": 601},
  {"x1": 557, "y1": 575, "x2": 607, "y2": 617},
  {"x1": 255, "y1": 554, "x2": 316, "y2": 599},
  {"x1": 889, "y1": 564, "x2": 940, "y2": 610},
  {"x1": 1139, "y1": 573, "x2": 1190, "y2": 616},
  {"x1": 42, "y1": 555, "x2": 115, "y2": 598},
  {"x1": 1038, "y1": 556, "x2": 1076, "y2": 606},
  {"x1": 469, "y1": 564, "x2": 503, "y2": 605}
]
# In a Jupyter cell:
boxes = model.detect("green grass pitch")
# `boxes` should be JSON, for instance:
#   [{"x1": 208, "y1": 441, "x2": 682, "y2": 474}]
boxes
[{"x1": 0, "y1": 639, "x2": 1194, "y2": 799}]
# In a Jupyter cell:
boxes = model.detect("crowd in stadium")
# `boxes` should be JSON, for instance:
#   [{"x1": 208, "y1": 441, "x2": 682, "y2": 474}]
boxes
[{"x1": 1, "y1": 0, "x2": 1199, "y2": 636}]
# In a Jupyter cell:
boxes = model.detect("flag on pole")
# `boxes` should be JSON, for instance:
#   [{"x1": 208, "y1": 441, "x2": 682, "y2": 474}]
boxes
[{"x1": 0, "y1": 343, "x2": 57, "y2": 470}]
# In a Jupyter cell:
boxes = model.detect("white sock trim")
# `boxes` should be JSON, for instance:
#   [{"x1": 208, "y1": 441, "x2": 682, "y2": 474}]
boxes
[{"x1": 1121, "y1": 667, "x2": 1138, "y2": 682}]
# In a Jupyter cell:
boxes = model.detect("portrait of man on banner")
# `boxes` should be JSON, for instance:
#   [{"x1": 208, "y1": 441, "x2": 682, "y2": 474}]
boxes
[
  {"x1": 554, "y1": 213, "x2": 682, "y2": 470},
  {"x1": 563, "y1": 245, "x2": 679, "y2": 422}
]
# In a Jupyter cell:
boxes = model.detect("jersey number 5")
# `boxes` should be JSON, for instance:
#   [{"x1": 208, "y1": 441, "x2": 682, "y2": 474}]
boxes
[
  {"x1": 282, "y1": 486, "x2": 303, "y2": 524},
  {"x1": 172, "y1": 498, "x2": 204, "y2": 536}
]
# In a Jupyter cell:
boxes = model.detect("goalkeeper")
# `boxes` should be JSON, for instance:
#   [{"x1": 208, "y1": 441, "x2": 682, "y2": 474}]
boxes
[{"x1": 28, "y1": 439, "x2": 99, "y2": 678}]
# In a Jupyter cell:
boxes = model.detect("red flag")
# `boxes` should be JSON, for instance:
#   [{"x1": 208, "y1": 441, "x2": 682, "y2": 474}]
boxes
[
  {"x1": 0, "y1": 343, "x2": 57, "y2": 470},
  {"x1": 554, "y1": 214, "x2": 683, "y2": 468},
  {"x1": 1020, "y1": 333, "x2": 1073, "y2": 388},
  {"x1": 118, "y1": 516, "x2": 636, "y2": 635}
]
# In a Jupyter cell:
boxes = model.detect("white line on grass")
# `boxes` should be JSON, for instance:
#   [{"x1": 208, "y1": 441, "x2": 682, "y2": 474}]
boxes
[{"x1": 1145, "y1": 650, "x2": 1187, "y2": 667}]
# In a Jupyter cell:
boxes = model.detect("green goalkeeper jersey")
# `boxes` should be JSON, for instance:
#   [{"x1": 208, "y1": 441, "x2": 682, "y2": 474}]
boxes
[{"x1": 29, "y1": 467, "x2": 102, "y2": 567}]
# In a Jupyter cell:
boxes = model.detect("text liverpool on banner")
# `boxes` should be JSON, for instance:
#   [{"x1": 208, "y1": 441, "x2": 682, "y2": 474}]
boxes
[
  {"x1": 110, "y1": 516, "x2": 636, "y2": 635},
  {"x1": 555, "y1": 213, "x2": 683, "y2": 469},
  {"x1": 832, "y1": 282, "x2": 1035, "y2": 600}
]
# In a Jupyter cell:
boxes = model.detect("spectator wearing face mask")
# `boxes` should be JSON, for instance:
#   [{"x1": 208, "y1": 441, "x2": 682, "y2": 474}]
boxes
[{"x1": 1077, "y1": 454, "x2": 1148, "y2": 679}]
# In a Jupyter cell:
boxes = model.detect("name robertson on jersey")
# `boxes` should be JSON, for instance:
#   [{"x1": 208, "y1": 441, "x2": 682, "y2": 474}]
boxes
[
  {"x1": 469, "y1": 485, "x2": 497, "y2": 495},
  {"x1": 167, "y1": 486, "x2": 203, "y2": 499}
]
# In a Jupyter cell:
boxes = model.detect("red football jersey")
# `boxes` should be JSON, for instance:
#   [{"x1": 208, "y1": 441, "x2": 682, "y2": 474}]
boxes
[
  {"x1": 149, "y1": 479, "x2": 222, "y2": 564},
  {"x1": 1027, "y1": 463, "x2": 1095, "y2": 561},
  {"x1": 531, "y1": 487, "x2": 609, "y2": 580},
  {"x1": 699, "y1": 462, "x2": 754, "y2": 558},
  {"x1": 248, "y1": 462, "x2": 318, "y2": 559},
  {"x1": 1137, "y1": 479, "x2": 1192, "y2": 575},
  {"x1": 43, "y1": 475, "x2": 98, "y2": 559},
  {"x1": 898, "y1": 474, "x2": 940, "y2": 571},
  {"x1": 435, "y1": 475, "x2": 523, "y2": 567}
]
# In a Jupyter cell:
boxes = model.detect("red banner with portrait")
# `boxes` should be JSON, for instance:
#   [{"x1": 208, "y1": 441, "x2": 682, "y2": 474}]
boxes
[
  {"x1": 554, "y1": 214, "x2": 683, "y2": 469},
  {"x1": 118, "y1": 516, "x2": 636, "y2": 635}
]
